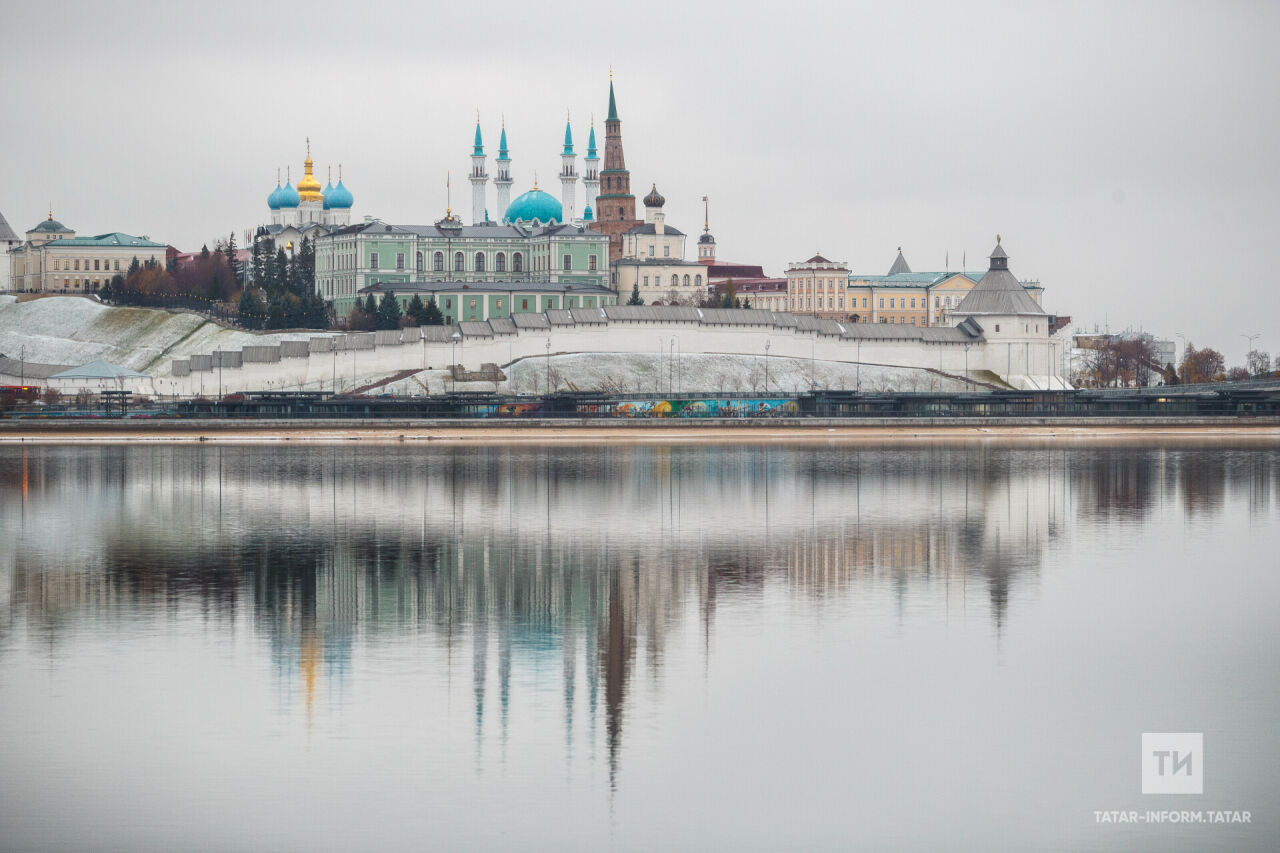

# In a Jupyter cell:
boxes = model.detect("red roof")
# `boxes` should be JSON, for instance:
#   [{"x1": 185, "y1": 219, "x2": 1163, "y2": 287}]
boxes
[{"x1": 707, "y1": 263, "x2": 766, "y2": 279}]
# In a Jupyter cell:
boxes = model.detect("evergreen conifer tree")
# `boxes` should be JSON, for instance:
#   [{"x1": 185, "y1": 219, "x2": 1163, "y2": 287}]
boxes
[
  {"x1": 423, "y1": 296, "x2": 444, "y2": 325},
  {"x1": 406, "y1": 294, "x2": 426, "y2": 325},
  {"x1": 363, "y1": 293, "x2": 378, "y2": 316},
  {"x1": 627, "y1": 282, "x2": 643, "y2": 305},
  {"x1": 377, "y1": 291, "x2": 403, "y2": 330},
  {"x1": 238, "y1": 287, "x2": 266, "y2": 329}
]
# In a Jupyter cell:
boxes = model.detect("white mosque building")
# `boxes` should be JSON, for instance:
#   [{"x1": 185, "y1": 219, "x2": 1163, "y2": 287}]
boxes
[{"x1": 465, "y1": 116, "x2": 600, "y2": 228}]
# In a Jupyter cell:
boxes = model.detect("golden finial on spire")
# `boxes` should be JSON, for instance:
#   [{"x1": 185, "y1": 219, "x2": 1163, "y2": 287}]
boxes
[
  {"x1": 287, "y1": 165, "x2": 291, "y2": 183},
  {"x1": 48, "y1": 204, "x2": 52, "y2": 220},
  {"x1": 533, "y1": 170, "x2": 539, "y2": 190},
  {"x1": 277, "y1": 167, "x2": 281, "y2": 185},
  {"x1": 702, "y1": 195, "x2": 709, "y2": 233},
  {"x1": 567, "y1": 108, "x2": 571, "y2": 122},
  {"x1": 306, "y1": 136, "x2": 310, "y2": 157},
  {"x1": 501, "y1": 112, "x2": 505, "y2": 128},
  {"x1": 339, "y1": 163, "x2": 343, "y2": 181},
  {"x1": 328, "y1": 165, "x2": 332, "y2": 183},
  {"x1": 997, "y1": 233, "x2": 1002, "y2": 244},
  {"x1": 476, "y1": 108, "x2": 480, "y2": 123},
  {"x1": 446, "y1": 170, "x2": 451, "y2": 216},
  {"x1": 609, "y1": 65, "x2": 613, "y2": 81}
]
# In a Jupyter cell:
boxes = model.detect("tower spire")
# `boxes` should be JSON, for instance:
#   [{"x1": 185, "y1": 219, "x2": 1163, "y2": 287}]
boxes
[{"x1": 470, "y1": 115, "x2": 489, "y2": 224}]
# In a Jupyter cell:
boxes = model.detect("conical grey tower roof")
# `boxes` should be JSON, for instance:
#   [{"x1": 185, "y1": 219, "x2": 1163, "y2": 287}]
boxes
[
  {"x1": 887, "y1": 248, "x2": 911, "y2": 275},
  {"x1": 0, "y1": 210, "x2": 18, "y2": 242},
  {"x1": 952, "y1": 236, "x2": 1043, "y2": 315}
]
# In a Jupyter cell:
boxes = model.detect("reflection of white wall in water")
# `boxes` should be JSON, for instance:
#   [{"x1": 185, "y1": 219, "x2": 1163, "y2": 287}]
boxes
[{"x1": 1, "y1": 448, "x2": 1062, "y2": 602}]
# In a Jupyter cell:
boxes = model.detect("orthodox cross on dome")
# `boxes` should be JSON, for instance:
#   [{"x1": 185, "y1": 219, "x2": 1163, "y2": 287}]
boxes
[{"x1": 702, "y1": 195, "x2": 710, "y2": 233}]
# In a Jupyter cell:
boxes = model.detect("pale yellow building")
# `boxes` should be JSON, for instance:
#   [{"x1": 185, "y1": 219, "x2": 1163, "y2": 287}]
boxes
[
  {"x1": 8, "y1": 213, "x2": 167, "y2": 293},
  {"x1": 786, "y1": 248, "x2": 1044, "y2": 326}
]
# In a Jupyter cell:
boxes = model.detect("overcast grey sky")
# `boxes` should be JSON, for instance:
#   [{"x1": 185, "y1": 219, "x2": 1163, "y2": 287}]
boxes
[{"x1": 2, "y1": 0, "x2": 1276, "y2": 364}]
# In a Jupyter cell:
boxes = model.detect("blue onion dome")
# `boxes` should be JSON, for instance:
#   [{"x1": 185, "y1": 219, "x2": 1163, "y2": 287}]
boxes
[
  {"x1": 322, "y1": 180, "x2": 334, "y2": 209},
  {"x1": 504, "y1": 188, "x2": 562, "y2": 224},
  {"x1": 327, "y1": 179, "x2": 354, "y2": 209},
  {"x1": 582, "y1": 204, "x2": 594, "y2": 222},
  {"x1": 267, "y1": 182, "x2": 283, "y2": 210},
  {"x1": 278, "y1": 181, "x2": 301, "y2": 208}
]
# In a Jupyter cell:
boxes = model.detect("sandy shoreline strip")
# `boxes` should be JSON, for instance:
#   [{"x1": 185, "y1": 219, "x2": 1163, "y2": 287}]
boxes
[{"x1": 2, "y1": 419, "x2": 1279, "y2": 444}]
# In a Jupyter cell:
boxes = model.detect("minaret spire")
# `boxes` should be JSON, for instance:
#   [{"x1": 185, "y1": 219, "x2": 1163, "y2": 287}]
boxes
[
  {"x1": 495, "y1": 116, "x2": 513, "y2": 221},
  {"x1": 469, "y1": 115, "x2": 489, "y2": 224},
  {"x1": 560, "y1": 112, "x2": 578, "y2": 223},
  {"x1": 583, "y1": 114, "x2": 600, "y2": 217}
]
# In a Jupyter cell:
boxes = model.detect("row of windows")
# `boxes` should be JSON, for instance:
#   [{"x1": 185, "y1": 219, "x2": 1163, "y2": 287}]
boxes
[
  {"x1": 50, "y1": 258, "x2": 123, "y2": 272},
  {"x1": 641, "y1": 273, "x2": 704, "y2": 288},
  {"x1": 363, "y1": 250, "x2": 596, "y2": 275}
]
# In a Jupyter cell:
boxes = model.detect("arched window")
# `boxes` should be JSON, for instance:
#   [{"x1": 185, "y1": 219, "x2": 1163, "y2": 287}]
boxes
[
  {"x1": 416, "y1": 252, "x2": 423, "y2": 272},
  {"x1": 475, "y1": 252, "x2": 485, "y2": 272},
  {"x1": 434, "y1": 252, "x2": 444, "y2": 272},
  {"x1": 671, "y1": 274, "x2": 678, "y2": 288},
  {"x1": 683, "y1": 274, "x2": 690, "y2": 286},
  {"x1": 695, "y1": 274, "x2": 702, "y2": 287},
  {"x1": 496, "y1": 252, "x2": 506, "y2": 273},
  {"x1": 513, "y1": 252, "x2": 523, "y2": 273},
  {"x1": 454, "y1": 252, "x2": 464, "y2": 272}
]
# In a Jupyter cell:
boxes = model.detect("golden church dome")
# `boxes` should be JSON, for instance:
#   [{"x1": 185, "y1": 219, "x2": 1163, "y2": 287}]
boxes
[{"x1": 296, "y1": 138, "x2": 324, "y2": 203}]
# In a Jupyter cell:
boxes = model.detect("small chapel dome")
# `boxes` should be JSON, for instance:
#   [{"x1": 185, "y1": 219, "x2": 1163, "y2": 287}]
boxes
[
  {"x1": 504, "y1": 187, "x2": 562, "y2": 225},
  {"x1": 643, "y1": 184, "x2": 665, "y2": 208},
  {"x1": 327, "y1": 179, "x2": 354, "y2": 210},
  {"x1": 322, "y1": 180, "x2": 334, "y2": 209},
  {"x1": 278, "y1": 181, "x2": 301, "y2": 208},
  {"x1": 267, "y1": 182, "x2": 284, "y2": 210}
]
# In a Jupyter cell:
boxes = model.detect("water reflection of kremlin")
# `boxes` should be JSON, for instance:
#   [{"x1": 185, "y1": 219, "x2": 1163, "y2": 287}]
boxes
[{"x1": 3, "y1": 443, "x2": 1276, "y2": 784}]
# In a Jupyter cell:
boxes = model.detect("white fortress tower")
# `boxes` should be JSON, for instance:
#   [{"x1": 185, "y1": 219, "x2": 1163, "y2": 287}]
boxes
[
  {"x1": 470, "y1": 118, "x2": 489, "y2": 224},
  {"x1": 495, "y1": 122, "x2": 513, "y2": 221},
  {"x1": 560, "y1": 115, "x2": 578, "y2": 223},
  {"x1": 583, "y1": 119, "x2": 600, "y2": 219}
]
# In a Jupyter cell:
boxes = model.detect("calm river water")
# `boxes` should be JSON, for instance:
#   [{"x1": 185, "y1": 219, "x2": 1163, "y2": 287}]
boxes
[{"x1": 1, "y1": 441, "x2": 1277, "y2": 851}]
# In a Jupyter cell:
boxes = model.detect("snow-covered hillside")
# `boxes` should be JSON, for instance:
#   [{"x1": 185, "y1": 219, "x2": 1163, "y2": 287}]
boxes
[{"x1": 0, "y1": 295, "x2": 324, "y2": 371}]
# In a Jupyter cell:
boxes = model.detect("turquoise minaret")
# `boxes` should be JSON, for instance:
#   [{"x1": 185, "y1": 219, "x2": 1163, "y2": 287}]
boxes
[
  {"x1": 495, "y1": 120, "x2": 513, "y2": 220},
  {"x1": 583, "y1": 119, "x2": 600, "y2": 215},
  {"x1": 470, "y1": 115, "x2": 488, "y2": 225},
  {"x1": 560, "y1": 111, "x2": 578, "y2": 223}
]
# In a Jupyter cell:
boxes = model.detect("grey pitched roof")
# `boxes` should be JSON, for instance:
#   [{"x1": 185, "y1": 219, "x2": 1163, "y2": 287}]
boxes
[
  {"x1": 625, "y1": 223, "x2": 685, "y2": 236},
  {"x1": 603, "y1": 305, "x2": 701, "y2": 323},
  {"x1": 887, "y1": 249, "x2": 912, "y2": 275},
  {"x1": 0, "y1": 211, "x2": 18, "y2": 242},
  {"x1": 952, "y1": 244, "x2": 1044, "y2": 316}
]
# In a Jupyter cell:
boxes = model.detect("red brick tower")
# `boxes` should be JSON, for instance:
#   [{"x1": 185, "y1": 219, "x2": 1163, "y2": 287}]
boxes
[{"x1": 591, "y1": 76, "x2": 641, "y2": 270}]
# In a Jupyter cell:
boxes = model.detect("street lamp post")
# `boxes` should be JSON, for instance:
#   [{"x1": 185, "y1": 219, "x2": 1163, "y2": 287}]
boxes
[
  {"x1": 545, "y1": 338, "x2": 551, "y2": 394},
  {"x1": 332, "y1": 346, "x2": 337, "y2": 395},
  {"x1": 1242, "y1": 333, "x2": 1260, "y2": 375},
  {"x1": 452, "y1": 331, "x2": 461, "y2": 393},
  {"x1": 964, "y1": 342, "x2": 971, "y2": 390},
  {"x1": 856, "y1": 339, "x2": 862, "y2": 392}
]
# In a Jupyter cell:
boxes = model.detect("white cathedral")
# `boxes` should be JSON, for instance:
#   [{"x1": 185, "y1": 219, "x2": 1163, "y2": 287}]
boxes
[{"x1": 258, "y1": 139, "x2": 354, "y2": 250}]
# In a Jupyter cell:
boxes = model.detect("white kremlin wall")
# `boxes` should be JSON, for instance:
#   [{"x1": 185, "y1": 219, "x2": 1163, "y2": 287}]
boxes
[{"x1": 0, "y1": 296, "x2": 1073, "y2": 396}]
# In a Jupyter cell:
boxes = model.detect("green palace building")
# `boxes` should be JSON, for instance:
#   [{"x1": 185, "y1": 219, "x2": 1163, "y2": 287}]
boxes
[{"x1": 316, "y1": 177, "x2": 612, "y2": 320}]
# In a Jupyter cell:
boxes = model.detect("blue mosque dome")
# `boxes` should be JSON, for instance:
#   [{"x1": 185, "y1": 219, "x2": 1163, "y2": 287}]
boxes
[
  {"x1": 582, "y1": 205, "x2": 594, "y2": 222},
  {"x1": 327, "y1": 179, "x2": 354, "y2": 209},
  {"x1": 278, "y1": 181, "x2": 300, "y2": 208},
  {"x1": 267, "y1": 182, "x2": 283, "y2": 210},
  {"x1": 504, "y1": 187, "x2": 562, "y2": 224},
  {"x1": 322, "y1": 180, "x2": 334, "y2": 209}
]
